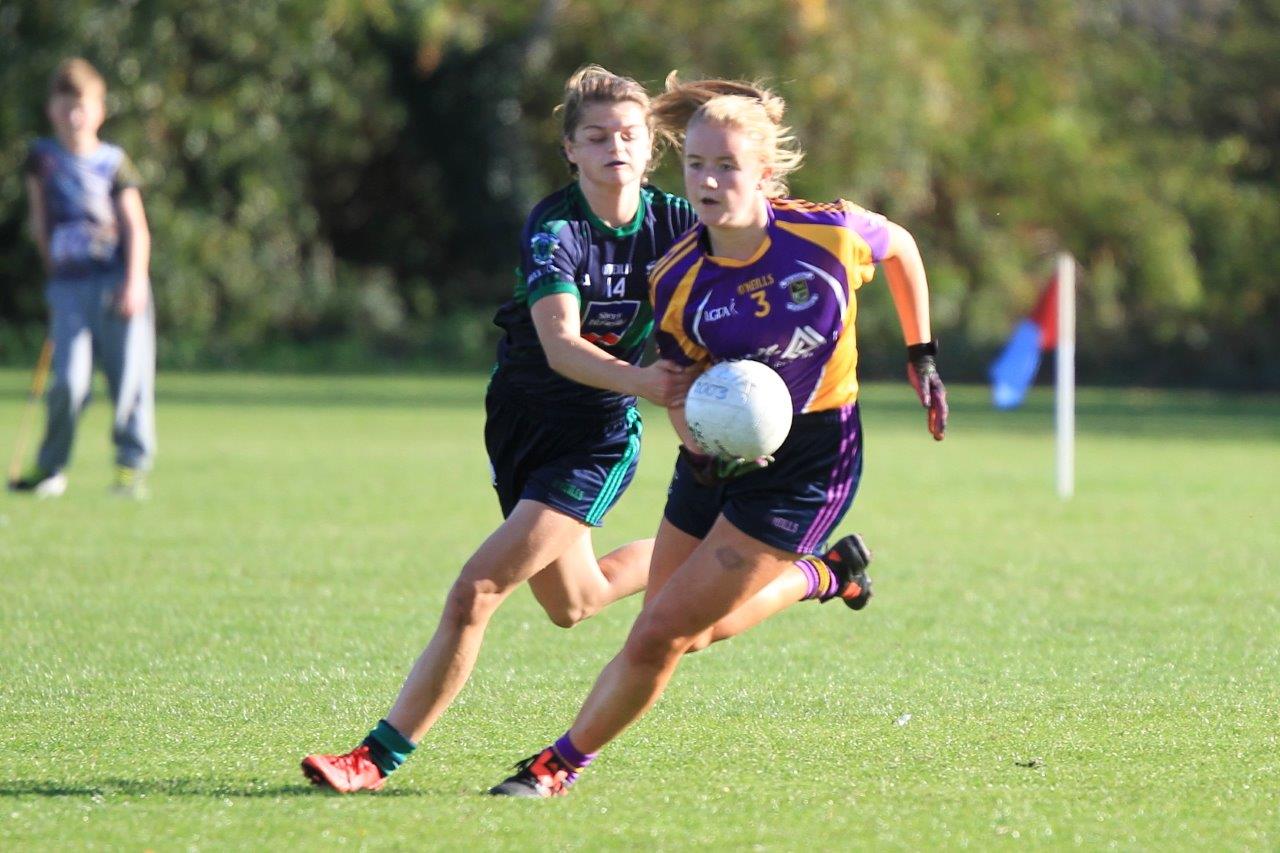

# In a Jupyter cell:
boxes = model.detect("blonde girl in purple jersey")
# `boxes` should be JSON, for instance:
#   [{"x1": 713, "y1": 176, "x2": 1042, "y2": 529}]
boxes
[{"x1": 490, "y1": 75, "x2": 947, "y2": 797}]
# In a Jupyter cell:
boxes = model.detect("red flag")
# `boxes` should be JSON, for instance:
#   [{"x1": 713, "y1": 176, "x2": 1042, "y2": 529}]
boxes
[
  {"x1": 1030, "y1": 276, "x2": 1058, "y2": 349},
  {"x1": 989, "y1": 275, "x2": 1058, "y2": 409}
]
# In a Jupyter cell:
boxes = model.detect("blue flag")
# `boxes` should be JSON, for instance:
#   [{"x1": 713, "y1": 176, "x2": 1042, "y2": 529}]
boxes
[{"x1": 990, "y1": 277, "x2": 1058, "y2": 409}]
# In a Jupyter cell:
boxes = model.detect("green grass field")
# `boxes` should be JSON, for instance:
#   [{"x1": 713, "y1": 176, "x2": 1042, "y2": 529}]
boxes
[{"x1": 1, "y1": 370, "x2": 1277, "y2": 850}]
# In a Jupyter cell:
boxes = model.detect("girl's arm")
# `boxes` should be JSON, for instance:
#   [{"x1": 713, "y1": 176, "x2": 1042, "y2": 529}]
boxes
[
  {"x1": 666, "y1": 400, "x2": 700, "y2": 451},
  {"x1": 880, "y1": 221, "x2": 931, "y2": 346},
  {"x1": 531, "y1": 293, "x2": 691, "y2": 406},
  {"x1": 879, "y1": 221, "x2": 948, "y2": 440}
]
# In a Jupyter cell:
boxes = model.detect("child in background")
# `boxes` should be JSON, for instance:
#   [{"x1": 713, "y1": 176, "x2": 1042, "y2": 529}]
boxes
[{"x1": 10, "y1": 57, "x2": 155, "y2": 499}]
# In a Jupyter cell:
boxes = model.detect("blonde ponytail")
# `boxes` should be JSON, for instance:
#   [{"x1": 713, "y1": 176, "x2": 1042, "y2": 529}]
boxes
[{"x1": 652, "y1": 73, "x2": 803, "y2": 197}]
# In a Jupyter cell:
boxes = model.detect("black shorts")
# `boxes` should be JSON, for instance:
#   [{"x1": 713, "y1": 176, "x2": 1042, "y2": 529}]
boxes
[
  {"x1": 663, "y1": 404, "x2": 863, "y2": 554},
  {"x1": 484, "y1": 391, "x2": 642, "y2": 527}
]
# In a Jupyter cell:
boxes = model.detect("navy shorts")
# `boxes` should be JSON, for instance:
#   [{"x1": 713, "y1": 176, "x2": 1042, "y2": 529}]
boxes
[
  {"x1": 663, "y1": 404, "x2": 863, "y2": 554},
  {"x1": 484, "y1": 391, "x2": 642, "y2": 527}
]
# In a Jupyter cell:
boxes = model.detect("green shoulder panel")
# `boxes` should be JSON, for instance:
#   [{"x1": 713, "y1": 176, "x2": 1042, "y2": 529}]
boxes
[{"x1": 646, "y1": 185, "x2": 693, "y2": 216}]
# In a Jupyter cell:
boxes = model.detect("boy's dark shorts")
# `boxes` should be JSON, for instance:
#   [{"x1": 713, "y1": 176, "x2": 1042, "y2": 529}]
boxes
[
  {"x1": 663, "y1": 403, "x2": 863, "y2": 555},
  {"x1": 484, "y1": 391, "x2": 642, "y2": 527}
]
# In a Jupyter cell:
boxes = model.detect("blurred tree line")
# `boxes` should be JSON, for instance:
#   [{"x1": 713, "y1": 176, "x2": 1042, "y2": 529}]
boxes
[{"x1": 1, "y1": 0, "x2": 1276, "y2": 387}]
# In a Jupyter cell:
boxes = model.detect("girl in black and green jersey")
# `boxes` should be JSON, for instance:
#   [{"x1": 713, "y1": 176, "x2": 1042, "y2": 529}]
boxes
[{"x1": 302, "y1": 65, "x2": 700, "y2": 792}]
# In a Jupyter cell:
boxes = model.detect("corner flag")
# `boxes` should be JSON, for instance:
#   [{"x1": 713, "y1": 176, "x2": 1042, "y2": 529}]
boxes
[
  {"x1": 989, "y1": 254, "x2": 1077, "y2": 499},
  {"x1": 989, "y1": 276, "x2": 1058, "y2": 409}
]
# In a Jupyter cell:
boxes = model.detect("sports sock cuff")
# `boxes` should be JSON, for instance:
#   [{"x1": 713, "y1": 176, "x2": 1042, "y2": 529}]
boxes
[
  {"x1": 553, "y1": 732, "x2": 596, "y2": 770},
  {"x1": 795, "y1": 558, "x2": 821, "y2": 600},
  {"x1": 363, "y1": 719, "x2": 416, "y2": 775},
  {"x1": 372, "y1": 719, "x2": 416, "y2": 753},
  {"x1": 813, "y1": 558, "x2": 837, "y2": 600}
]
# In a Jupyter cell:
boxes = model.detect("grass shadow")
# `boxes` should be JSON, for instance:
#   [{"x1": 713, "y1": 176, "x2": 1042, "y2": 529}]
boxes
[
  {"x1": 0, "y1": 778, "x2": 431, "y2": 798},
  {"x1": 153, "y1": 386, "x2": 483, "y2": 411},
  {"x1": 0, "y1": 370, "x2": 487, "y2": 412},
  {"x1": 861, "y1": 386, "x2": 1280, "y2": 441}
]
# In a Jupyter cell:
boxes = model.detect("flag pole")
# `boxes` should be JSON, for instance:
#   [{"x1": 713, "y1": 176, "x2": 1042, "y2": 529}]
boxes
[{"x1": 1055, "y1": 252, "x2": 1076, "y2": 499}]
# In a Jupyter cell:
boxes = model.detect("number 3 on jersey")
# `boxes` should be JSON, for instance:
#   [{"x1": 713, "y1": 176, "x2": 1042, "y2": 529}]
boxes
[{"x1": 750, "y1": 290, "x2": 771, "y2": 317}]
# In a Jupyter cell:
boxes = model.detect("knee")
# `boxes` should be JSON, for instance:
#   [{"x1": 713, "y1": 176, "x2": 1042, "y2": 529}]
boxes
[
  {"x1": 45, "y1": 375, "x2": 74, "y2": 406},
  {"x1": 540, "y1": 589, "x2": 610, "y2": 629},
  {"x1": 542, "y1": 603, "x2": 594, "y2": 630},
  {"x1": 683, "y1": 629, "x2": 716, "y2": 654},
  {"x1": 622, "y1": 615, "x2": 693, "y2": 669},
  {"x1": 58, "y1": 374, "x2": 91, "y2": 409},
  {"x1": 442, "y1": 576, "x2": 506, "y2": 628}
]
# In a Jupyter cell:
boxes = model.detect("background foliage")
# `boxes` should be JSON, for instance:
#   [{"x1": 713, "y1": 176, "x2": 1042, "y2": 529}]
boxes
[{"x1": 2, "y1": 0, "x2": 1277, "y2": 386}]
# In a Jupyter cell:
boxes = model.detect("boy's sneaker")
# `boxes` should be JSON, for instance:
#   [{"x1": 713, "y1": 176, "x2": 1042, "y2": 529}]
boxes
[
  {"x1": 489, "y1": 747, "x2": 576, "y2": 797},
  {"x1": 301, "y1": 745, "x2": 386, "y2": 793},
  {"x1": 8, "y1": 468, "x2": 67, "y2": 498},
  {"x1": 110, "y1": 465, "x2": 148, "y2": 499},
  {"x1": 823, "y1": 533, "x2": 873, "y2": 610}
]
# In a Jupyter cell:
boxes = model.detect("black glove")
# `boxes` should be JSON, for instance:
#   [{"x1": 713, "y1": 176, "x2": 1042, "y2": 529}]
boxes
[
  {"x1": 678, "y1": 445, "x2": 773, "y2": 488},
  {"x1": 906, "y1": 341, "x2": 948, "y2": 441}
]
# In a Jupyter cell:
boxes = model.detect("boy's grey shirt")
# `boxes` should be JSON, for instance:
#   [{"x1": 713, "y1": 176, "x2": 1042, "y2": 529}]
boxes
[{"x1": 25, "y1": 138, "x2": 141, "y2": 281}]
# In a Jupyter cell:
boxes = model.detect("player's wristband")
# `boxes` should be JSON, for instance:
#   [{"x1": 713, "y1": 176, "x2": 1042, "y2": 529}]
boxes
[{"x1": 906, "y1": 340, "x2": 939, "y2": 361}]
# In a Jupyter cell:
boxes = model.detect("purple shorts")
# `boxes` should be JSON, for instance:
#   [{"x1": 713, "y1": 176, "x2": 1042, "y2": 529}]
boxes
[{"x1": 663, "y1": 404, "x2": 863, "y2": 554}]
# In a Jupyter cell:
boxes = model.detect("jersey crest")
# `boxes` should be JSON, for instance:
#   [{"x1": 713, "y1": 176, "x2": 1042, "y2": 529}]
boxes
[
  {"x1": 781, "y1": 272, "x2": 818, "y2": 311},
  {"x1": 530, "y1": 227, "x2": 564, "y2": 266}
]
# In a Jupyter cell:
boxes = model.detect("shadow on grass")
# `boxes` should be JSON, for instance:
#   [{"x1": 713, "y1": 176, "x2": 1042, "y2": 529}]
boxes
[
  {"x1": 156, "y1": 373, "x2": 486, "y2": 411},
  {"x1": 862, "y1": 387, "x2": 1280, "y2": 441},
  {"x1": 0, "y1": 371, "x2": 487, "y2": 411},
  {"x1": 0, "y1": 778, "x2": 432, "y2": 798}
]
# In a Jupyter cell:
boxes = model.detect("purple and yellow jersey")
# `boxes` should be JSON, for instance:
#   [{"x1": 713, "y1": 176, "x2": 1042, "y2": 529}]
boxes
[
  {"x1": 24, "y1": 138, "x2": 141, "y2": 280},
  {"x1": 651, "y1": 197, "x2": 891, "y2": 414},
  {"x1": 492, "y1": 182, "x2": 697, "y2": 419}
]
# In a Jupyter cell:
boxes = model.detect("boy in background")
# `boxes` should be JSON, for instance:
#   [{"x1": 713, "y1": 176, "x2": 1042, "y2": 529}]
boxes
[{"x1": 10, "y1": 57, "x2": 155, "y2": 499}]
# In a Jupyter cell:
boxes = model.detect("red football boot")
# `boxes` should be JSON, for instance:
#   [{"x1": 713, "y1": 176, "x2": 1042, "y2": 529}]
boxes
[
  {"x1": 301, "y1": 744, "x2": 386, "y2": 792},
  {"x1": 488, "y1": 746, "x2": 577, "y2": 797}
]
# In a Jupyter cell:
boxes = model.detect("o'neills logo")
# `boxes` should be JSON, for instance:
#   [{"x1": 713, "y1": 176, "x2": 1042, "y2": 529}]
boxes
[{"x1": 736, "y1": 273, "x2": 774, "y2": 295}]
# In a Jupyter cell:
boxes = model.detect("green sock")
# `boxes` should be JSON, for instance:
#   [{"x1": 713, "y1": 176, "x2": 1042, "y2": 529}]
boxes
[{"x1": 362, "y1": 719, "x2": 416, "y2": 776}]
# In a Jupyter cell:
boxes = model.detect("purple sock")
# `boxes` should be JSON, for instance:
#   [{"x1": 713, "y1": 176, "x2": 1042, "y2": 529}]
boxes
[
  {"x1": 553, "y1": 731, "x2": 596, "y2": 775},
  {"x1": 796, "y1": 558, "x2": 821, "y2": 600}
]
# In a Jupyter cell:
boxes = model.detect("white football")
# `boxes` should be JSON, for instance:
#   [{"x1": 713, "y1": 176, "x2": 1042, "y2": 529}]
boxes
[{"x1": 684, "y1": 360, "x2": 793, "y2": 460}]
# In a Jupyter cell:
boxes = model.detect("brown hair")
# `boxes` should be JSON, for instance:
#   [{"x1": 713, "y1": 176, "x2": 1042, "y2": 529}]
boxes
[
  {"x1": 652, "y1": 72, "x2": 803, "y2": 197},
  {"x1": 554, "y1": 65, "x2": 654, "y2": 175},
  {"x1": 49, "y1": 57, "x2": 106, "y2": 99}
]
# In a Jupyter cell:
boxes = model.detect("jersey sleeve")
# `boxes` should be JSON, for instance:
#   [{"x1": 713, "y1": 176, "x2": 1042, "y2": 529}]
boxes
[
  {"x1": 520, "y1": 217, "x2": 581, "y2": 306},
  {"x1": 838, "y1": 201, "x2": 891, "y2": 263},
  {"x1": 112, "y1": 151, "x2": 142, "y2": 195},
  {"x1": 650, "y1": 262, "x2": 709, "y2": 368}
]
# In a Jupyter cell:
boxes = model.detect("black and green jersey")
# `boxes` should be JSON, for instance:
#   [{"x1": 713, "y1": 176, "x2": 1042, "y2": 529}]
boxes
[{"x1": 491, "y1": 182, "x2": 697, "y2": 420}]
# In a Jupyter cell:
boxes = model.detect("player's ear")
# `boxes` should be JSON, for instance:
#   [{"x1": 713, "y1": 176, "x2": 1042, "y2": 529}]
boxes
[
  {"x1": 758, "y1": 159, "x2": 773, "y2": 191},
  {"x1": 562, "y1": 136, "x2": 578, "y2": 167}
]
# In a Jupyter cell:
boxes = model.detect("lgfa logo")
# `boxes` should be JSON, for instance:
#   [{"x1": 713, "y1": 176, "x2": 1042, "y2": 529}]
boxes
[{"x1": 702, "y1": 299, "x2": 737, "y2": 324}]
